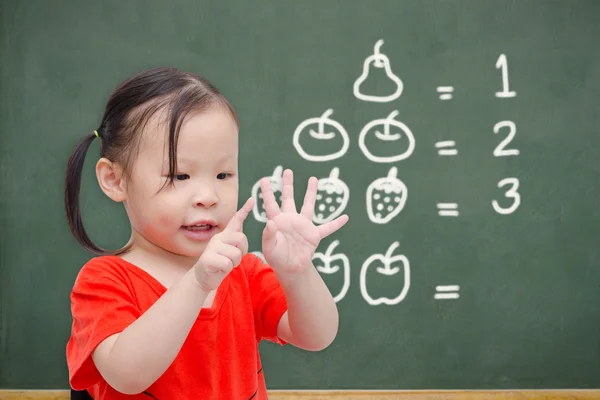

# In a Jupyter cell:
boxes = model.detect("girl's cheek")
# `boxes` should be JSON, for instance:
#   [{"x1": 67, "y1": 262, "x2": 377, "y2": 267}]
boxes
[{"x1": 158, "y1": 213, "x2": 175, "y2": 228}]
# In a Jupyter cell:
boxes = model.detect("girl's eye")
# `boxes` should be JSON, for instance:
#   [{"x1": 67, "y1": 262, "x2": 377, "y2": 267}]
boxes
[
  {"x1": 217, "y1": 173, "x2": 231, "y2": 180},
  {"x1": 175, "y1": 174, "x2": 190, "y2": 181}
]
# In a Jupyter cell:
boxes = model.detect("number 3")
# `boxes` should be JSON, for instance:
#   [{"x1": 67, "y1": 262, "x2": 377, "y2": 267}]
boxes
[{"x1": 492, "y1": 177, "x2": 520, "y2": 214}]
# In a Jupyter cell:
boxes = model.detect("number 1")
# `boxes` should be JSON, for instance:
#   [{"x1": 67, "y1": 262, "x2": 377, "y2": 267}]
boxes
[{"x1": 495, "y1": 54, "x2": 516, "y2": 98}]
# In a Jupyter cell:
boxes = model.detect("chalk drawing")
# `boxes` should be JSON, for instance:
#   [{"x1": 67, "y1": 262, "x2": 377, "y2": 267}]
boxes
[
  {"x1": 360, "y1": 242, "x2": 410, "y2": 306},
  {"x1": 353, "y1": 39, "x2": 403, "y2": 103},
  {"x1": 252, "y1": 166, "x2": 283, "y2": 223},
  {"x1": 293, "y1": 109, "x2": 350, "y2": 162},
  {"x1": 366, "y1": 167, "x2": 407, "y2": 224},
  {"x1": 359, "y1": 110, "x2": 415, "y2": 163},
  {"x1": 314, "y1": 240, "x2": 350, "y2": 303}
]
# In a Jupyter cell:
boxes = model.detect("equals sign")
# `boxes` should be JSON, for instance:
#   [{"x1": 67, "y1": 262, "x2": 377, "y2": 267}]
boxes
[
  {"x1": 434, "y1": 285, "x2": 460, "y2": 300},
  {"x1": 435, "y1": 140, "x2": 457, "y2": 156},
  {"x1": 437, "y1": 203, "x2": 459, "y2": 217},
  {"x1": 436, "y1": 86, "x2": 454, "y2": 100}
]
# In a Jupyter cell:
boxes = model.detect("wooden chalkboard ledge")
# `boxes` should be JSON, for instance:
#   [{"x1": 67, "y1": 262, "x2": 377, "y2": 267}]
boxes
[{"x1": 1, "y1": 390, "x2": 600, "y2": 399}]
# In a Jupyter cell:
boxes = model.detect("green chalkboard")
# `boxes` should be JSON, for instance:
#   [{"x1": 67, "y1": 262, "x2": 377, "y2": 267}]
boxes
[{"x1": 1, "y1": 0, "x2": 600, "y2": 391}]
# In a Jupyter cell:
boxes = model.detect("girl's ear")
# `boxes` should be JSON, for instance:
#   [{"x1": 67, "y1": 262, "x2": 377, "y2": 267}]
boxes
[{"x1": 96, "y1": 157, "x2": 127, "y2": 202}]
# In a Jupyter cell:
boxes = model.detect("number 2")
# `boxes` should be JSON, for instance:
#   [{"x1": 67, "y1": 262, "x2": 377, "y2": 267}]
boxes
[
  {"x1": 492, "y1": 177, "x2": 520, "y2": 214},
  {"x1": 493, "y1": 120, "x2": 519, "y2": 157}
]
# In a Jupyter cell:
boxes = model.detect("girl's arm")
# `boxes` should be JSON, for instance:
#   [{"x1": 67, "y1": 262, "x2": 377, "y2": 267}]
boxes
[
  {"x1": 257, "y1": 170, "x2": 348, "y2": 352},
  {"x1": 275, "y1": 264, "x2": 339, "y2": 351},
  {"x1": 91, "y1": 199, "x2": 252, "y2": 394},
  {"x1": 92, "y1": 269, "x2": 208, "y2": 394}
]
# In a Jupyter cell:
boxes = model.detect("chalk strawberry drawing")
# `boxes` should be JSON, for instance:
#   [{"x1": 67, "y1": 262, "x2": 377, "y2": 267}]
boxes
[
  {"x1": 314, "y1": 167, "x2": 349, "y2": 225},
  {"x1": 366, "y1": 167, "x2": 407, "y2": 224},
  {"x1": 251, "y1": 166, "x2": 283, "y2": 223}
]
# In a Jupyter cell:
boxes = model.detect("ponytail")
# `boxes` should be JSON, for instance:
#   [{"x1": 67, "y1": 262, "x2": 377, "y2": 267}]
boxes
[
  {"x1": 64, "y1": 67, "x2": 238, "y2": 257},
  {"x1": 64, "y1": 131, "x2": 110, "y2": 255}
]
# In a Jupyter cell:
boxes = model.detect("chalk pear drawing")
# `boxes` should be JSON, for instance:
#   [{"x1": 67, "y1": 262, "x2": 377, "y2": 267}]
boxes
[
  {"x1": 293, "y1": 109, "x2": 350, "y2": 162},
  {"x1": 353, "y1": 40, "x2": 403, "y2": 103}
]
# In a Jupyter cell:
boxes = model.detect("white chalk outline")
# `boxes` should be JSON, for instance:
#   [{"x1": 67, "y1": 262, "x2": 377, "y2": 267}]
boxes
[
  {"x1": 435, "y1": 140, "x2": 458, "y2": 156},
  {"x1": 353, "y1": 40, "x2": 403, "y2": 103},
  {"x1": 251, "y1": 165, "x2": 283, "y2": 223},
  {"x1": 313, "y1": 167, "x2": 349, "y2": 225},
  {"x1": 251, "y1": 251, "x2": 266, "y2": 263},
  {"x1": 492, "y1": 177, "x2": 520, "y2": 215},
  {"x1": 434, "y1": 285, "x2": 460, "y2": 299},
  {"x1": 493, "y1": 121, "x2": 519, "y2": 157},
  {"x1": 358, "y1": 110, "x2": 415, "y2": 163},
  {"x1": 434, "y1": 293, "x2": 460, "y2": 299},
  {"x1": 436, "y1": 86, "x2": 454, "y2": 100},
  {"x1": 313, "y1": 240, "x2": 350, "y2": 303},
  {"x1": 495, "y1": 54, "x2": 517, "y2": 98},
  {"x1": 366, "y1": 166, "x2": 407, "y2": 224},
  {"x1": 437, "y1": 203, "x2": 459, "y2": 217},
  {"x1": 436, "y1": 285, "x2": 460, "y2": 291},
  {"x1": 293, "y1": 109, "x2": 350, "y2": 162},
  {"x1": 360, "y1": 242, "x2": 410, "y2": 306}
]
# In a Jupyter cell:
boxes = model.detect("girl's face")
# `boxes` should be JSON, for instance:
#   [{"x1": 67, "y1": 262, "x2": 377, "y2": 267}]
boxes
[{"x1": 123, "y1": 106, "x2": 239, "y2": 258}]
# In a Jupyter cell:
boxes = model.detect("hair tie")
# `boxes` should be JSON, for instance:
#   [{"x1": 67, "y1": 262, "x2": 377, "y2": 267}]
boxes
[{"x1": 94, "y1": 130, "x2": 100, "y2": 139}]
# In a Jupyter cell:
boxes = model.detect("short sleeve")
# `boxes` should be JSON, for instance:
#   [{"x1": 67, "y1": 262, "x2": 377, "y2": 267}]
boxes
[
  {"x1": 66, "y1": 261, "x2": 142, "y2": 390},
  {"x1": 244, "y1": 254, "x2": 288, "y2": 345}
]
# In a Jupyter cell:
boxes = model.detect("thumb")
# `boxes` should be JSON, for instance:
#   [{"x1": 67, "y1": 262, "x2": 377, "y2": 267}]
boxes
[{"x1": 262, "y1": 220, "x2": 278, "y2": 248}]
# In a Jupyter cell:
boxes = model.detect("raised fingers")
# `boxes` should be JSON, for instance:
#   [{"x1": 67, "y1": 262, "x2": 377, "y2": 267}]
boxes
[
  {"x1": 300, "y1": 176, "x2": 318, "y2": 220},
  {"x1": 259, "y1": 177, "x2": 282, "y2": 219},
  {"x1": 225, "y1": 197, "x2": 254, "y2": 233},
  {"x1": 317, "y1": 214, "x2": 349, "y2": 239},
  {"x1": 281, "y1": 169, "x2": 296, "y2": 213}
]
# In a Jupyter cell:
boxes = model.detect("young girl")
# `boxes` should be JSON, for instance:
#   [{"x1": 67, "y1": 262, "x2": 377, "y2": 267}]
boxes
[{"x1": 64, "y1": 67, "x2": 348, "y2": 399}]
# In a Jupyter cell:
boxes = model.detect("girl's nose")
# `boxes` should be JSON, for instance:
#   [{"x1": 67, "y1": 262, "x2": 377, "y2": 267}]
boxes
[{"x1": 193, "y1": 187, "x2": 218, "y2": 208}]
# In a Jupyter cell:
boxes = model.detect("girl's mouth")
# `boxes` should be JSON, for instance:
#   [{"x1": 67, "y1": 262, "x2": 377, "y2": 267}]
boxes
[
  {"x1": 184, "y1": 224, "x2": 214, "y2": 231},
  {"x1": 182, "y1": 223, "x2": 217, "y2": 241}
]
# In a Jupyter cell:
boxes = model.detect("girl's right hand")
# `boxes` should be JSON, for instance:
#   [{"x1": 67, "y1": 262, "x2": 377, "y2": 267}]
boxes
[{"x1": 193, "y1": 197, "x2": 254, "y2": 292}]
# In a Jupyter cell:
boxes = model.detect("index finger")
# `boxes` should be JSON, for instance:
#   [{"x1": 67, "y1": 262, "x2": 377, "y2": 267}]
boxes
[{"x1": 224, "y1": 197, "x2": 255, "y2": 232}]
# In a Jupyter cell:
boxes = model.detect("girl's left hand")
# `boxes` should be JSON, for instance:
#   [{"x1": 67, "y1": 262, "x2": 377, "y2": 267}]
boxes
[{"x1": 260, "y1": 169, "x2": 349, "y2": 277}]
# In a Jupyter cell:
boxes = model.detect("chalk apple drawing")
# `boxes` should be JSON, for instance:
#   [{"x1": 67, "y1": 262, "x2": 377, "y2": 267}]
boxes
[
  {"x1": 359, "y1": 110, "x2": 415, "y2": 163},
  {"x1": 251, "y1": 165, "x2": 283, "y2": 223},
  {"x1": 293, "y1": 109, "x2": 349, "y2": 162},
  {"x1": 314, "y1": 167, "x2": 349, "y2": 225},
  {"x1": 251, "y1": 251, "x2": 266, "y2": 263},
  {"x1": 366, "y1": 167, "x2": 407, "y2": 224},
  {"x1": 360, "y1": 242, "x2": 410, "y2": 306},
  {"x1": 313, "y1": 240, "x2": 350, "y2": 303},
  {"x1": 353, "y1": 39, "x2": 403, "y2": 103}
]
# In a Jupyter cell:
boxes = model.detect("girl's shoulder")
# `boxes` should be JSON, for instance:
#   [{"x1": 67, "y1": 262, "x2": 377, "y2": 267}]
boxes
[
  {"x1": 70, "y1": 255, "x2": 164, "y2": 303},
  {"x1": 73, "y1": 255, "x2": 136, "y2": 286}
]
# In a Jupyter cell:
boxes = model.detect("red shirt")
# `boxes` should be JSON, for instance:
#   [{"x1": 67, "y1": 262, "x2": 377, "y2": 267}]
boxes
[{"x1": 66, "y1": 254, "x2": 288, "y2": 399}]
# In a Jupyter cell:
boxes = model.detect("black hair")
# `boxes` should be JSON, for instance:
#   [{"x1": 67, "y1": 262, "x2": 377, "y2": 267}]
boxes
[{"x1": 64, "y1": 67, "x2": 238, "y2": 255}]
